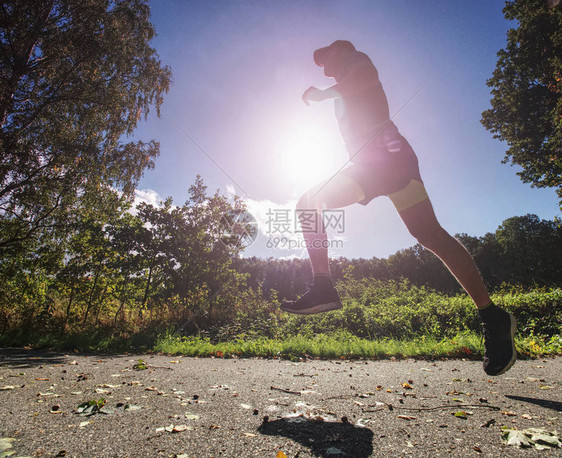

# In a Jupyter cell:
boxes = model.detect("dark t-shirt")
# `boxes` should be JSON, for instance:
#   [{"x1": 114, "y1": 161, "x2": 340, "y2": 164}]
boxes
[{"x1": 334, "y1": 51, "x2": 395, "y2": 161}]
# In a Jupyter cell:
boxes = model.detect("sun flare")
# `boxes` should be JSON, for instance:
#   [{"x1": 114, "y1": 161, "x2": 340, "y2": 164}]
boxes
[{"x1": 275, "y1": 118, "x2": 342, "y2": 192}]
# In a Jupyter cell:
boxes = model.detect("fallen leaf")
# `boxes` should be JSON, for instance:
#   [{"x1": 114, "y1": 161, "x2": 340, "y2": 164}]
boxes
[
  {"x1": 240, "y1": 404, "x2": 252, "y2": 409},
  {"x1": 502, "y1": 428, "x2": 561, "y2": 450},
  {"x1": 0, "y1": 437, "x2": 15, "y2": 452},
  {"x1": 123, "y1": 404, "x2": 142, "y2": 411},
  {"x1": 172, "y1": 424, "x2": 192, "y2": 433},
  {"x1": 50, "y1": 405, "x2": 61, "y2": 414},
  {"x1": 69, "y1": 361, "x2": 78, "y2": 365},
  {"x1": 35, "y1": 378, "x2": 50, "y2": 381},
  {"x1": 276, "y1": 452, "x2": 287, "y2": 458},
  {"x1": 502, "y1": 411, "x2": 517, "y2": 416},
  {"x1": 75, "y1": 399, "x2": 107, "y2": 416},
  {"x1": 502, "y1": 429, "x2": 533, "y2": 448},
  {"x1": 402, "y1": 382, "x2": 413, "y2": 390},
  {"x1": 184, "y1": 414, "x2": 199, "y2": 420},
  {"x1": 79, "y1": 421, "x2": 91, "y2": 428},
  {"x1": 473, "y1": 446, "x2": 482, "y2": 453},
  {"x1": 397, "y1": 415, "x2": 417, "y2": 420},
  {"x1": 0, "y1": 385, "x2": 16, "y2": 390},
  {"x1": 133, "y1": 359, "x2": 148, "y2": 370},
  {"x1": 243, "y1": 433, "x2": 257, "y2": 437}
]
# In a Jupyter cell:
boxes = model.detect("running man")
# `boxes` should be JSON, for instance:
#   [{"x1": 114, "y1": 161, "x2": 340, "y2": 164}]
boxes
[{"x1": 280, "y1": 40, "x2": 517, "y2": 376}]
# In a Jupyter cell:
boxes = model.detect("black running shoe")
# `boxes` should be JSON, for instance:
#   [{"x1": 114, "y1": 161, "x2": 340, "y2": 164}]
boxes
[
  {"x1": 482, "y1": 311, "x2": 517, "y2": 376},
  {"x1": 280, "y1": 283, "x2": 342, "y2": 315}
]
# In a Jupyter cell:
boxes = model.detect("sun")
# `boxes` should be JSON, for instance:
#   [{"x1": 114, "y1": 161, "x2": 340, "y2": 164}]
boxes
[{"x1": 275, "y1": 117, "x2": 342, "y2": 193}]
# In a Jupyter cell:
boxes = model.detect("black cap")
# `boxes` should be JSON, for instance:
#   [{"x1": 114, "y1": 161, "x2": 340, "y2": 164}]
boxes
[{"x1": 313, "y1": 40, "x2": 356, "y2": 66}]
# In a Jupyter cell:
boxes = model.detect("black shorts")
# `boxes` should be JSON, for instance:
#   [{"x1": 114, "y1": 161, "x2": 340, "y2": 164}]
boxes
[{"x1": 339, "y1": 135, "x2": 428, "y2": 210}]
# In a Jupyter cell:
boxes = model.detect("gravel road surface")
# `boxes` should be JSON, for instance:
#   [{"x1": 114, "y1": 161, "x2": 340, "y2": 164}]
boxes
[{"x1": 1, "y1": 348, "x2": 560, "y2": 457}]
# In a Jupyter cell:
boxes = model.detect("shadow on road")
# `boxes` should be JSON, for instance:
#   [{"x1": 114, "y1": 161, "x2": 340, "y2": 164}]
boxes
[
  {"x1": 0, "y1": 348, "x2": 69, "y2": 368},
  {"x1": 0, "y1": 348, "x2": 115, "y2": 368},
  {"x1": 258, "y1": 418, "x2": 374, "y2": 457},
  {"x1": 505, "y1": 395, "x2": 562, "y2": 412}
]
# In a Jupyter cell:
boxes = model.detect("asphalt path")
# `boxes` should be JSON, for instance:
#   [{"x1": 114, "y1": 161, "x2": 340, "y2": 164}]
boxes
[{"x1": 1, "y1": 348, "x2": 560, "y2": 457}]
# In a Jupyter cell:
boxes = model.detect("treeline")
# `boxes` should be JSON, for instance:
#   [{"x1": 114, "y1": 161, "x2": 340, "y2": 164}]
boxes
[
  {"x1": 236, "y1": 213, "x2": 562, "y2": 299},
  {"x1": 0, "y1": 177, "x2": 254, "y2": 335},
  {"x1": 1, "y1": 174, "x2": 559, "y2": 339}
]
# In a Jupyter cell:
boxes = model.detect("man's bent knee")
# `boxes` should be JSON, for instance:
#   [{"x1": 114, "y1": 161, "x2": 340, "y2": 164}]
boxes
[{"x1": 297, "y1": 191, "x2": 326, "y2": 213}]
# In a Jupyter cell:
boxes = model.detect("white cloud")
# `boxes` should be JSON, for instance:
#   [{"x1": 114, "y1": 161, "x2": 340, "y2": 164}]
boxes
[{"x1": 129, "y1": 188, "x2": 163, "y2": 215}]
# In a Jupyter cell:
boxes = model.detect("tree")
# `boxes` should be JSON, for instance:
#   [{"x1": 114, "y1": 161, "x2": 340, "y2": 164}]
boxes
[
  {"x1": 494, "y1": 213, "x2": 562, "y2": 285},
  {"x1": 0, "y1": 0, "x2": 171, "y2": 250},
  {"x1": 481, "y1": 0, "x2": 562, "y2": 205}
]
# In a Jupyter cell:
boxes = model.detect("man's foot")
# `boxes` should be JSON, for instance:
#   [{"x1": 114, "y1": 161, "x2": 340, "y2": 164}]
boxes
[
  {"x1": 280, "y1": 282, "x2": 342, "y2": 315},
  {"x1": 480, "y1": 305, "x2": 517, "y2": 376}
]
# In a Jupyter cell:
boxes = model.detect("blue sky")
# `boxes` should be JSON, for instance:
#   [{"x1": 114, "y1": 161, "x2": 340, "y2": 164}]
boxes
[{"x1": 133, "y1": 0, "x2": 560, "y2": 260}]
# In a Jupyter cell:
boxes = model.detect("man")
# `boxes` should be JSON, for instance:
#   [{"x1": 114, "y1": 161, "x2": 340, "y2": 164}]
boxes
[{"x1": 280, "y1": 40, "x2": 517, "y2": 376}]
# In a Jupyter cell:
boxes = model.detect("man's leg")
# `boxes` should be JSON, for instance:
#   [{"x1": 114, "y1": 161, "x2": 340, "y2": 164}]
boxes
[
  {"x1": 396, "y1": 198, "x2": 491, "y2": 307},
  {"x1": 280, "y1": 174, "x2": 365, "y2": 314},
  {"x1": 296, "y1": 174, "x2": 366, "y2": 277},
  {"x1": 395, "y1": 195, "x2": 516, "y2": 376}
]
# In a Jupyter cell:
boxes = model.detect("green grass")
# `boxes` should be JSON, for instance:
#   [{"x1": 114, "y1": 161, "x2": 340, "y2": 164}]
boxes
[
  {"x1": 2, "y1": 282, "x2": 559, "y2": 359},
  {"x1": 154, "y1": 331, "x2": 561, "y2": 360}
]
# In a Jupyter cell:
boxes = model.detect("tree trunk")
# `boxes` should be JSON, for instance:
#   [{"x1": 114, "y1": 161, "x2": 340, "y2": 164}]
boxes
[
  {"x1": 65, "y1": 285, "x2": 75, "y2": 322},
  {"x1": 114, "y1": 281, "x2": 128, "y2": 327},
  {"x1": 83, "y1": 259, "x2": 103, "y2": 325},
  {"x1": 94, "y1": 282, "x2": 109, "y2": 325},
  {"x1": 139, "y1": 261, "x2": 154, "y2": 318}
]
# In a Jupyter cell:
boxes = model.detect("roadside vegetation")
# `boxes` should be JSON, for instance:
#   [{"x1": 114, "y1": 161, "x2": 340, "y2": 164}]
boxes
[
  {"x1": 2, "y1": 276, "x2": 559, "y2": 360},
  {"x1": 0, "y1": 1, "x2": 560, "y2": 361}
]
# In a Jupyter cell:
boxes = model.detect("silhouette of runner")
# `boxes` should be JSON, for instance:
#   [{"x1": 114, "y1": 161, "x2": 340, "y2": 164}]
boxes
[{"x1": 281, "y1": 40, "x2": 517, "y2": 376}]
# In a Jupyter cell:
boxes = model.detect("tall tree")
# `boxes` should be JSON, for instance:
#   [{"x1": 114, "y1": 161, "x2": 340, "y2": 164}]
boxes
[
  {"x1": 0, "y1": 0, "x2": 171, "y2": 250},
  {"x1": 481, "y1": 0, "x2": 562, "y2": 205}
]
